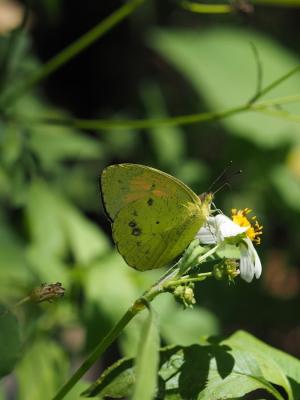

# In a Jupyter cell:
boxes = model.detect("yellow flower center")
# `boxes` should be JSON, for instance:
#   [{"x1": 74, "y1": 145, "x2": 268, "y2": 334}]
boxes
[{"x1": 231, "y1": 208, "x2": 263, "y2": 245}]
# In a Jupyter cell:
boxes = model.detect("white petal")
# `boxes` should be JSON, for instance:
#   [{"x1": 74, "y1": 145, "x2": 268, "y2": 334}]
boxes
[
  {"x1": 239, "y1": 239, "x2": 262, "y2": 282},
  {"x1": 245, "y1": 238, "x2": 262, "y2": 279},
  {"x1": 215, "y1": 214, "x2": 248, "y2": 239},
  {"x1": 239, "y1": 243, "x2": 255, "y2": 282},
  {"x1": 196, "y1": 217, "x2": 217, "y2": 244}
]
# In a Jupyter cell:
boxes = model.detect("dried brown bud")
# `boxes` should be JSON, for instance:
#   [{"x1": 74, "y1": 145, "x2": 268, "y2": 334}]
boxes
[{"x1": 30, "y1": 282, "x2": 65, "y2": 303}]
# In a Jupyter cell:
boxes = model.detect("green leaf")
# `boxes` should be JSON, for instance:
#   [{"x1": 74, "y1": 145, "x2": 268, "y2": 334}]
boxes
[
  {"x1": 132, "y1": 304, "x2": 160, "y2": 400},
  {"x1": 141, "y1": 82, "x2": 185, "y2": 169},
  {"x1": 61, "y1": 201, "x2": 110, "y2": 265},
  {"x1": 0, "y1": 307, "x2": 21, "y2": 378},
  {"x1": 271, "y1": 165, "x2": 300, "y2": 211},
  {"x1": 26, "y1": 180, "x2": 109, "y2": 264},
  {"x1": 29, "y1": 126, "x2": 103, "y2": 166},
  {"x1": 81, "y1": 346, "x2": 180, "y2": 399},
  {"x1": 26, "y1": 246, "x2": 70, "y2": 288},
  {"x1": 156, "y1": 294, "x2": 219, "y2": 346},
  {"x1": 16, "y1": 339, "x2": 68, "y2": 400},
  {"x1": 81, "y1": 357, "x2": 135, "y2": 398},
  {"x1": 85, "y1": 254, "x2": 161, "y2": 325},
  {"x1": 26, "y1": 181, "x2": 66, "y2": 257},
  {"x1": 16, "y1": 95, "x2": 103, "y2": 167},
  {"x1": 226, "y1": 330, "x2": 300, "y2": 399},
  {"x1": 198, "y1": 348, "x2": 286, "y2": 400},
  {"x1": 149, "y1": 27, "x2": 300, "y2": 147},
  {"x1": 81, "y1": 330, "x2": 297, "y2": 400},
  {"x1": 0, "y1": 225, "x2": 32, "y2": 302}
]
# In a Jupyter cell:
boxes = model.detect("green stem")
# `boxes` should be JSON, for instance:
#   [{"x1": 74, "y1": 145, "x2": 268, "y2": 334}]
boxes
[
  {"x1": 249, "y1": 64, "x2": 300, "y2": 103},
  {"x1": 17, "y1": 91, "x2": 300, "y2": 134},
  {"x1": 164, "y1": 272, "x2": 213, "y2": 287},
  {"x1": 252, "y1": 0, "x2": 300, "y2": 6},
  {"x1": 52, "y1": 240, "x2": 214, "y2": 399},
  {"x1": 0, "y1": 0, "x2": 145, "y2": 109},
  {"x1": 197, "y1": 243, "x2": 222, "y2": 264},
  {"x1": 181, "y1": 1, "x2": 232, "y2": 13},
  {"x1": 52, "y1": 304, "x2": 139, "y2": 400},
  {"x1": 22, "y1": 103, "x2": 249, "y2": 131},
  {"x1": 0, "y1": 296, "x2": 31, "y2": 317}
]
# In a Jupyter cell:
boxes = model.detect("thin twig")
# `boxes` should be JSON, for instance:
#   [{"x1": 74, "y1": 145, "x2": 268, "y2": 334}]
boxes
[{"x1": 248, "y1": 42, "x2": 263, "y2": 104}]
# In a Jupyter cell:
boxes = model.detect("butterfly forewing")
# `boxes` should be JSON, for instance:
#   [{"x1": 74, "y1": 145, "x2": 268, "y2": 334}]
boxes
[{"x1": 101, "y1": 163, "x2": 200, "y2": 221}]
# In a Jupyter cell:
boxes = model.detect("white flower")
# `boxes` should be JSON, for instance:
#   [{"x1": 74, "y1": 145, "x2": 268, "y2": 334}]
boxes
[
  {"x1": 196, "y1": 214, "x2": 248, "y2": 244},
  {"x1": 196, "y1": 214, "x2": 262, "y2": 283},
  {"x1": 239, "y1": 238, "x2": 262, "y2": 283}
]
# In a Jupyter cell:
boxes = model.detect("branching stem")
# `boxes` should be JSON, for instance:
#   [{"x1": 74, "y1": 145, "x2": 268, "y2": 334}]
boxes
[{"x1": 51, "y1": 242, "x2": 216, "y2": 400}]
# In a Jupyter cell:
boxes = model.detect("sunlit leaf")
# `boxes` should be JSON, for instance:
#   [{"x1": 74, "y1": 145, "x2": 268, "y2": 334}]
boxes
[
  {"x1": 150, "y1": 27, "x2": 300, "y2": 147},
  {"x1": 82, "y1": 331, "x2": 298, "y2": 400},
  {"x1": 226, "y1": 330, "x2": 300, "y2": 399},
  {"x1": 26, "y1": 181, "x2": 109, "y2": 264},
  {"x1": 271, "y1": 165, "x2": 300, "y2": 211}
]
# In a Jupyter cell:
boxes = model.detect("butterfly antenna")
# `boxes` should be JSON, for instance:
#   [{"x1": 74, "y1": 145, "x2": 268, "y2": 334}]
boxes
[
  {"x1": 212, "y1": 169, "x2": 242, "y2": 196},
  {"x1": 207, "y1": 160, "x2": 233, "y2": 192}
]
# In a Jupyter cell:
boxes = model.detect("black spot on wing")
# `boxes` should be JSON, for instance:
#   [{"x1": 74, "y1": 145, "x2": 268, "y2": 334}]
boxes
[
  {"x1": 132, "y1": 227, "x2": 141, "y2": 236},
  {"x1": 128, "y1": 220, "x2": 136, "y2": 227},
  {"x1": 147, "y1": 198, "x2": 154, "y2": 206}
]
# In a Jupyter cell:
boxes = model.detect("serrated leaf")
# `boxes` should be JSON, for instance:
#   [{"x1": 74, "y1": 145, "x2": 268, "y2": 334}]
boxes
[
  {"x1": 0, "y1": 307, "x2": 21, "y2": 378},
  {"x1": 81, "y1": 331, "x2": 298, "y2": 400},
  {"x1": 132, "y1": 304, "x2": 160, "y2": 400},
  {"x1": 225, "y1": 330, "x2": 300, "y2": 399},
  {"x1": 198, "y1": 368, "x2": 284, "y2": 400},
  {"x1": 149, "y1": 27, "x2": 300, "y2": 147}
]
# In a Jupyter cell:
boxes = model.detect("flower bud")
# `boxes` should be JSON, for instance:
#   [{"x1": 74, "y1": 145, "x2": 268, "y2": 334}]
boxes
[
  {"x1": 173, "y1": 284, "x2": 196, "y2": 308},
  {"x1": 30, "y1": 282, "x2": 65, "y2": 303},
  {"x1": 213, "y1": 259, "x2": 239, "y2": 282}
]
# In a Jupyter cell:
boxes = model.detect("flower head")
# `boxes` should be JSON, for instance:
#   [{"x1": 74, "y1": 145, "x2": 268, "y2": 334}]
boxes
[
  {"x1": 30, "y1": 282, "x2": 65, "y2": 303},
  {"x1": 196, "y1": 209, "x2": 263, "y2": 283},
  {"x1": 231, "y1": 208, "x2": 263, "y2": 244}
]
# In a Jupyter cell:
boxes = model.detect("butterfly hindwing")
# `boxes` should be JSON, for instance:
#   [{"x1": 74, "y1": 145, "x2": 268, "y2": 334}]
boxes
[{"x1": 112, "y1": 197, "x2": 205, "y2": 270}]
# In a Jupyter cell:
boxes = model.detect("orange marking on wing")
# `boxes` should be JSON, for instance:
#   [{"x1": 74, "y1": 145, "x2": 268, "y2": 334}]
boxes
[
  {"x1": 126, "y1": 193, "x2": 145, "y2": 202},
  {"x1": 132, "y1": 177, "x2": 152, "y2": 190},
  {"x1": 153, "y1": 189, "x2": 167, "y2": 197}
]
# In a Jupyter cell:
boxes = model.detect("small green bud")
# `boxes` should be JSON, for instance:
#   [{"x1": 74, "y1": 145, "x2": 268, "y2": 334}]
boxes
[
  {"x1": 173, "y1": 283, "x2": 196, "y2": 308},
  {"x1": 213, "y1": 259, "x2": 239, "y2": 282}
]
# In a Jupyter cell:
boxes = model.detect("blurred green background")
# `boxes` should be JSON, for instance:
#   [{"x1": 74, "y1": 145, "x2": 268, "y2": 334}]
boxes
[{"x1": 1, "y1": 0, "x2": 300, "y2": 398}]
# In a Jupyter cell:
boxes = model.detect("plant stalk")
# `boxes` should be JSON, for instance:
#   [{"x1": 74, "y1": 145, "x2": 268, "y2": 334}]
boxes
[{"x1": 52, "y1": 304, "x2": 139, "y2": 400}]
